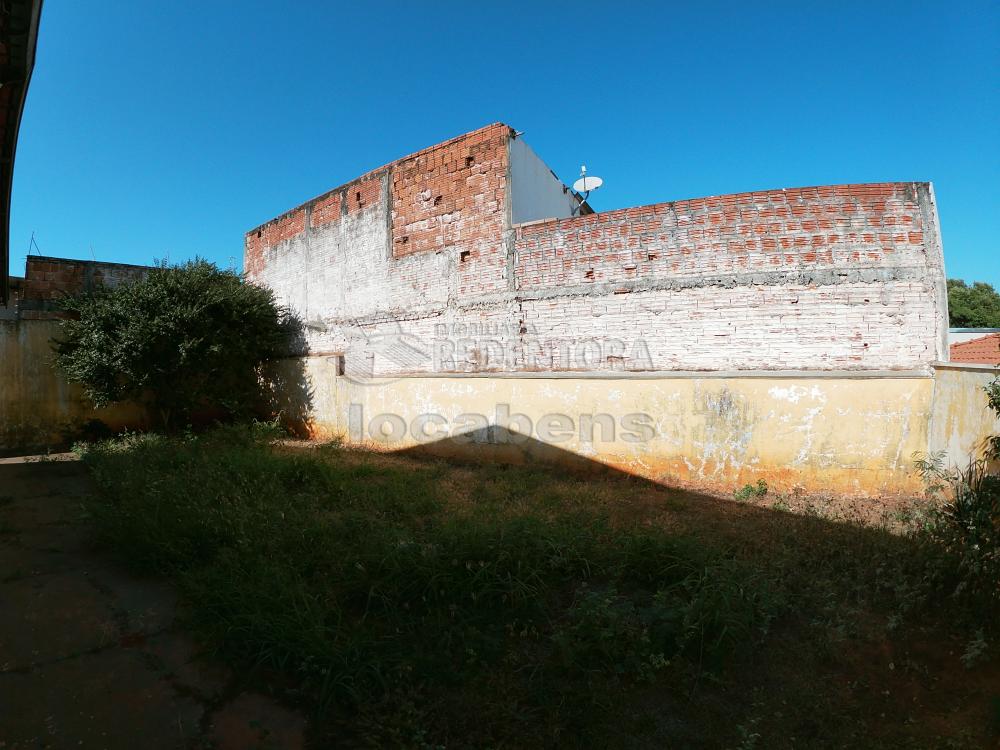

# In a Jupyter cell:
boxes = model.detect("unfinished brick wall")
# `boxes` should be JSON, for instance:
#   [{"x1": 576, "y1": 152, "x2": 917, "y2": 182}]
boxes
[
  {"x1": 244, "y1": 125, "x2": 948, "y2": 374},
  {"x1": 13, "y1": 256, "x2": 149, "y2": 320},
  {"x1": 245, "y1": 123, "x2": 514, "y2": 357},
  {"x1": 513, "y1": 183, "x2": 947, "y2": 370}
]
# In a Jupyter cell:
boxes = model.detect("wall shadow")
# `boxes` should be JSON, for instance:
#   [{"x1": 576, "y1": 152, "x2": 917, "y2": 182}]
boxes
[
  {"x1": 258, "y1": 312, "x2": 315, "y2": 437},
  {"x1": 391, "y1": 424, "x2": 928, "y2": 538},
  {"x1": 395, "y1": 423, "x2": 626, "y2": 477}
]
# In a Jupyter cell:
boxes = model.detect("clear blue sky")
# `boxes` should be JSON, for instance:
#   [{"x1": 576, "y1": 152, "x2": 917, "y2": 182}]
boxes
[{"x1": 9, "y1": 1, "x2": 999, "y2": 286}]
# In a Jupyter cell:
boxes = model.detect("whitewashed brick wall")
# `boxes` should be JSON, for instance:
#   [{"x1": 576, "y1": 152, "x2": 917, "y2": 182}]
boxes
[{"x1": 246, "y1": 127, "x2": 947, "y2": 376}]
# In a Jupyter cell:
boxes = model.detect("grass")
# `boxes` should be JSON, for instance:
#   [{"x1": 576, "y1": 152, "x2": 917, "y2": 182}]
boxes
[{"x1": 78, "y1": 426, "x2": 999, "y2": 748}]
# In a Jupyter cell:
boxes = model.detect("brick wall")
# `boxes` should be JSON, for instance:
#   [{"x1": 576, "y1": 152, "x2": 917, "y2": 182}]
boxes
[
  {"x1": 513, "y1": 183, "x2": 947, "y2": 371},
  {"x1": 11, "y1": 256, "x2": 150, "y2": 320},
  {"x1": 244, "y1": 125, "x2": 948, "y2": 374}
]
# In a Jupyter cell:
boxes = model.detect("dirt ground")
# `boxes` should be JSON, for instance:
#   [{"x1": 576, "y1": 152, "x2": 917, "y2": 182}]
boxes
[{"x1": 0, "y1": 455, "x2": 307, "y2": 749}]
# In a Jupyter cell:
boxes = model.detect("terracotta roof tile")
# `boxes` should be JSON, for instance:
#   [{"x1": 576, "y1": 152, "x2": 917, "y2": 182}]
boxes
[{"x1": 950, "y1": 333, "x2": 1000, "y2": 364}]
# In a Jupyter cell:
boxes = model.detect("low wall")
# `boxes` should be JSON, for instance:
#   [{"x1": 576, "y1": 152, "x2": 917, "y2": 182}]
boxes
[
  {"x1": 5, "y1": 324, "x2": 993, "y2": 489},
  {"x1": 0, "y1": 319, "x2": 146, "y2": 453},
  {"x1": 279, "y1": 356, "x2": 948, "y2": 496},
  {"x1": 929, "y1": 362, "x2": 1000, "y2": 467}
]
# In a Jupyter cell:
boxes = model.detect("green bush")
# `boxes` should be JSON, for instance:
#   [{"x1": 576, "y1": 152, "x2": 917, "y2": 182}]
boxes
[{"x1": 53, "y1": 259, "x2": 299, "y2": 430}]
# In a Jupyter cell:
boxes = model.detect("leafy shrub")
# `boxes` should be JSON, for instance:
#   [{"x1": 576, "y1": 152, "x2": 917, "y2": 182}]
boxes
[
  {"x1": 916, "y1": 453, "x2": 1000, "y2": 603},
  {"x1": 53, "y1": 259, "x2": 299, "y2": 430},
  {"x1": 987, "y1": 377, "x2": 1000, "y2": 463},
  {"x1": 914, "y1": 375, "x2": 1000, "y2": 604}
]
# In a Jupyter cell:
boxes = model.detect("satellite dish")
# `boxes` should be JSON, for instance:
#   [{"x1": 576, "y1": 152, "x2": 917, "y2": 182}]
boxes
[
  {"x1": 573, "y1": 175, "x2": 603, "y2": 193},
  {"x1": 571, "y1": 165, "x2": 602, "y2": 215},
  {"x1": 572, "y1": 165, "x2": 603, "y2": 195}
]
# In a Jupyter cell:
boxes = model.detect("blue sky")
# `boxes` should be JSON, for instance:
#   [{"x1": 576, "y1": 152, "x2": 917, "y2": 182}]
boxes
[{"x1": 9, "y1": 1, "x2": 999, "y2": 286}]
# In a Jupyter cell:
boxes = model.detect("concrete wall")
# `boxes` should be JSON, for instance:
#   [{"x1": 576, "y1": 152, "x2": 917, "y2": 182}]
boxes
[
  {"x1": 928, "y1": 362, "x2": 1000, "y2": 467},
  {"x1": 509, "y1": 136, "x2": 579, "y2": 225},
  {"x1": 272, "y1": 358, "x2": 935, "y2": 496},
  {"x1": 0, "y1": 319, "x2": 146, "y2": 453},
  {"x1": 0, "y1": 256, "x2": 151, "y2": 453}
]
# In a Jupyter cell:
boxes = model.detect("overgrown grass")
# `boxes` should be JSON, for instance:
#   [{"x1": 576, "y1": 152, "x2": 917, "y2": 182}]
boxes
[{"x1": 78, "y1": 427, "x2": 998, "y2": 748}]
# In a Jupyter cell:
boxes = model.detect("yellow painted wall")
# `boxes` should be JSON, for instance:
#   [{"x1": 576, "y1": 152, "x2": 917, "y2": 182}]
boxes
[
  {"x1": 283, "y1": 356, "x2": 937, "y2": 496},
  {"x1": 929, "y1": 363, "x2": 1000, "y2": 468},
  {"x1": 5, "y1": 331, "x2": 994, "y2": 496},
  {"x1": 0, "y1": 320, "x2": 146, "y2": 453}
]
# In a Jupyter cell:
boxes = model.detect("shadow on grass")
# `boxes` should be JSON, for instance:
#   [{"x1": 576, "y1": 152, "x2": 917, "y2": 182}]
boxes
[{"x1": 68, "y1": 423, "x2": 1000, "y2": 749}]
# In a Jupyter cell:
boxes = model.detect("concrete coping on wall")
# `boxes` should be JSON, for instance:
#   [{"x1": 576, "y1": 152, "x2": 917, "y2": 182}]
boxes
[{"x1": 931, "y1": 360, "x2": 1000, "y2": 373}]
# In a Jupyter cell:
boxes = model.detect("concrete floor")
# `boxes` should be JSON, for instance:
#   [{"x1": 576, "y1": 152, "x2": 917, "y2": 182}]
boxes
[{"x1": 0, "y1": 455, "x2": 306, "y2": 749}]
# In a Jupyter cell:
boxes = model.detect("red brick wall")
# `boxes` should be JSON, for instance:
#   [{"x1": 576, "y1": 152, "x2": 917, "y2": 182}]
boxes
[
  {"x1": 242, "y1": 124, "x2": 947, "y2": 372},
  {"x1": 514, "y1": 183, "x2": 926, "y2": 291},
  {"x1": 20, "y1": 256, "x2": 148, "y2": 307},
  {"x1": 244, "y1": 123, "x2": 512, "y2": 297},
  {"x1": 310, "y1": 191, "x2": 342, "y2": 229},
  {"x1": 245, "y1": 208, "x2": 307, "y2": 278},
  {"x1": 7, "y1": 257, "x2": 150, "y2": 320},
  {"x1": 390, "y1": 123, "x2": 508, "y2": 259}
]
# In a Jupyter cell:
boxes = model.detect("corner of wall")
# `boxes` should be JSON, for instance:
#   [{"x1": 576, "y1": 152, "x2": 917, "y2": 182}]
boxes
[{"x1": 918, "y1": 182, "x2": 950, "y2": 363}]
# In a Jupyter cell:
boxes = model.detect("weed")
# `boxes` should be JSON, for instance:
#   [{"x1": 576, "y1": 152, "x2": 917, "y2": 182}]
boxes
[
  {"x1": 734, "y1": 479, "x2": 768, "y2": 501},
  {"x1": 960, "y1": 629, "x2": 990, "y2": 669},
  {"x1": 731, "y1": 716, "x2": 761, "y2": 750},
  {"x1": 79, "y1": 426, "x2": 996, "y2": 747}
]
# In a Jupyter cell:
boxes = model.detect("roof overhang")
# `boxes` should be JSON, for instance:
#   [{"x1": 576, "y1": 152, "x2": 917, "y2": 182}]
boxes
[{"x1": 0, "y1": 0, "x2": 42, "y2": 305}]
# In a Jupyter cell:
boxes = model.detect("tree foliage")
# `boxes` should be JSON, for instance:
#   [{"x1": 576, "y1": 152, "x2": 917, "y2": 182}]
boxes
[
  {"x1": 53, "y1": 259, "x2": 298, "y2": 430},
  {"x1": 947, "y1": 278, "x2": 1000, "y2": 328}
]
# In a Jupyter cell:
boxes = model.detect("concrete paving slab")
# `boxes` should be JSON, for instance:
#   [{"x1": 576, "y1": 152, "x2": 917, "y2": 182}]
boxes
[
  {"x1": 0, "y1": 647, "x2": 205, "y2": 749},
  {"x1": 0, "y1": 571, "x2": 120, "y2": 670},
  {"x1": 0, "y1": 457, "x2": 309, "y2": 748}
]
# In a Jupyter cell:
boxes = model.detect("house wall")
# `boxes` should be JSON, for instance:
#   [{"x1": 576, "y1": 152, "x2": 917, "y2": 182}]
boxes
[{"x1": 509, "y1": 136, "x2": 580, "y2": 224}]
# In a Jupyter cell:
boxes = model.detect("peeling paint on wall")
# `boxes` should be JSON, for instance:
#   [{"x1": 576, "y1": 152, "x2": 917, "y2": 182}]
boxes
[
  {"x1": 0, "y1": 320, "x2": 146, "y2": 453},
  {"x1": 929, "y1": 363, "x2": 1000, "y2": 467},
  {"x1": 270, "y1": 358, "x2": 942, "y2": 497}
]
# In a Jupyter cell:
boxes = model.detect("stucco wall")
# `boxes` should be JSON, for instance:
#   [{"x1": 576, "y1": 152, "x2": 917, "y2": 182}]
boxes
[
  {"x1": 509, "y1": 136, "x2": 580, "y2": 224},
  {"x1": 0, "y1": 319, "x2": 146, "y2": 453},
  {"x1": 928, "y1": 362, "x2": 1000, "y2": 467},
  {"x1": 275, "y1": 356, "x2": 935, "y2": 496}
]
